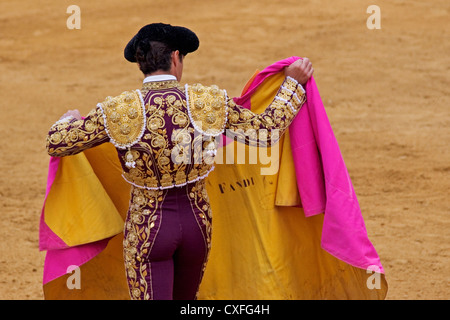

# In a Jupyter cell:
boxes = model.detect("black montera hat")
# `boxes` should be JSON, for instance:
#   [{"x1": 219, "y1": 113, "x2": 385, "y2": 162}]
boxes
[{"x1": 124, "y1": 23, "x2": 199, "y2": 62}]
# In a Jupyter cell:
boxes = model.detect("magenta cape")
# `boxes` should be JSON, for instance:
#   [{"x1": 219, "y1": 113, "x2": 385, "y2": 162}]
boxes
[{"x1": 234, "y1": 56, "x2": 384, "y2": 273}]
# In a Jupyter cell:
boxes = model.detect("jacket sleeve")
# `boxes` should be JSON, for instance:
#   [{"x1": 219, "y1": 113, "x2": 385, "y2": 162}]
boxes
[
  {"x1": 225, "y1": 76, "x2": 306, "y2": 147},
  {"x1": 46, "y1": 106, "x2": 109, "y2": 157}
]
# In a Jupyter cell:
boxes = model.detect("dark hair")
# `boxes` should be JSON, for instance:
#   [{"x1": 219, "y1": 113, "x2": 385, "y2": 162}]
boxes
[{"x1": 135, "y1": 40, "x2": 174, "y2": 75}]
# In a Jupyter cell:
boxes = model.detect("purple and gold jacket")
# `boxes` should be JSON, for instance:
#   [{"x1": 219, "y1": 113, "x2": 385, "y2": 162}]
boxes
[{"x1": 46, "y1": 75, "x2": 305, "y2": 190}]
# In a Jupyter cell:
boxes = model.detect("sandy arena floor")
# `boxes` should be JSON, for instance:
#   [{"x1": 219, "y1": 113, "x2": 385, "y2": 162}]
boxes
[{"x1": 0, "y1": 0, "x2": 448, "y2": 299}]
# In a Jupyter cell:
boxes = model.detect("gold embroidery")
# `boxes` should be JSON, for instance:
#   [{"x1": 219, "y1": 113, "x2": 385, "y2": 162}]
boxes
[
  {"x1": 99, "y1": 90, "x2": 145, "y2": 149},
  {"x1": 120, "y1": 87, "x2": 215, "y2": 190},
  {"x1": 187, "y1": 84, "x2": 227, "y2": 136},
  {"x1": 187, "y1": 180, "x2": 212, "y2": 276},
  {"x1": 123, "y1": 187, "x2": 165, "y2": 300},
  {"x1": 225, "y1": 77, "x2": 306, "y2": 147},
  {"x1": 46, "y1": 107, "x2": 108, "y2": 157},
  {"x1": 142, "y1": 80, "x2": 180, "y2": 91},
  {"x1": 283, "y1": 77, "x2": 300, "y2": 92}
]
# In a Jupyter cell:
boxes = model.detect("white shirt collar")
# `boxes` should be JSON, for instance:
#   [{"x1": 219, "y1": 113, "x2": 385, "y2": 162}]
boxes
[{"x1": 143, "y1": 74, "x2": 177, "y2": 83}]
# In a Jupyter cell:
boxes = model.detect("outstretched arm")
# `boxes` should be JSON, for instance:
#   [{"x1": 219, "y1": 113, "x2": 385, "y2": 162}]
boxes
[
  {"x1": 46, "y1": 107, "x2": 109, "y2": 157},
  {"x1": 225, "y1": 58, "x2": 313, "y2": 146}
]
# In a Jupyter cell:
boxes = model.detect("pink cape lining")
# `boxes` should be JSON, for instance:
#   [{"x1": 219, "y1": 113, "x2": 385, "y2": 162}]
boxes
[
  {"x1": 40, "y1": 135, "x2": 109, "y2": 285},
  {"x1": 234, "y1": 56, "x2": 384, "y2": 273}
]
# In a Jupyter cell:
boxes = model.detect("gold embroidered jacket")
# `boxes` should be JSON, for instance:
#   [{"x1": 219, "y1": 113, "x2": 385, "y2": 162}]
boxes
[{"x1": 46, "y1": 77, "x2": 306, "y2": 190}]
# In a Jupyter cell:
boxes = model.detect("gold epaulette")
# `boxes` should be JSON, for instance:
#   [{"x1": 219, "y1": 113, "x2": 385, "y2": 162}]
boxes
[
  {"x1": 98, "y1": 90, "x2": 146, "y2": 149},
  {"x1": 186, "y1": 84, "x2": 227, "y2": 136}
]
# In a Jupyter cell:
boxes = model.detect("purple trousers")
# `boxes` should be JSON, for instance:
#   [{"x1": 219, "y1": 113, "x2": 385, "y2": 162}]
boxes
[{"x1": 123, "y1": 180, "x2": 212, "y2": 300}]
